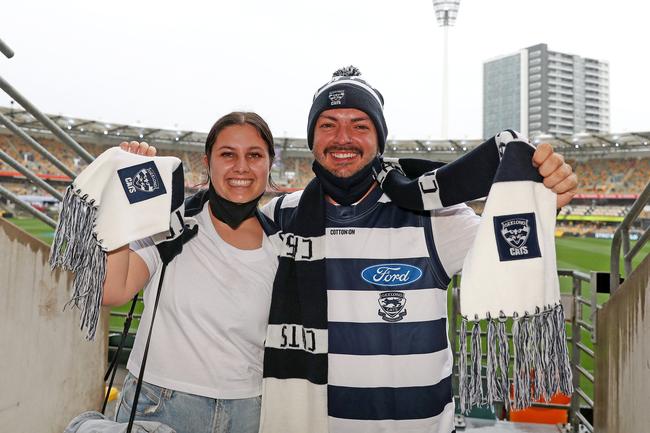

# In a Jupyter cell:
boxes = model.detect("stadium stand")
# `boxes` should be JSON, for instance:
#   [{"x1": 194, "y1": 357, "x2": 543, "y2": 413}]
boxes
[{"x1": 1, "y1": 109, "x2": 648, "y2": 241}]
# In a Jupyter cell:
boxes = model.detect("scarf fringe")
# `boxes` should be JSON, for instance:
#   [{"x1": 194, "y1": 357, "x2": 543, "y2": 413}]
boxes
[
  {"x1": 469, "y1": 319, "x2": 483, "y2": 408},
  {"x1": 458, "y1": 304, "x2": 574, "y2": 413},
  {"x1": 49, "y1": 186, "x2": 106, "y2": 340},
  {"x1": 458, "y1": 317, "x2": 468, "y2": 413}
]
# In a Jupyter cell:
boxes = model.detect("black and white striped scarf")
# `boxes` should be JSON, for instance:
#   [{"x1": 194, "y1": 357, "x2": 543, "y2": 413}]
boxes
[{"x1": 260, "y1": 132, "x2": 572, "y2": 432}]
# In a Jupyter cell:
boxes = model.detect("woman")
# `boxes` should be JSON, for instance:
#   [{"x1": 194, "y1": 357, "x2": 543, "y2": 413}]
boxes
[{"x1": 103, "y1": 112, "x2": 278, "y2": 433}]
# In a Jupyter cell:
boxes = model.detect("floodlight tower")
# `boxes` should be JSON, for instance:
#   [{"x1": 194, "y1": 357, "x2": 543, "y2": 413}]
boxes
[{"x1": 432, "y1": 0, "x2": 460, "y2": 140}]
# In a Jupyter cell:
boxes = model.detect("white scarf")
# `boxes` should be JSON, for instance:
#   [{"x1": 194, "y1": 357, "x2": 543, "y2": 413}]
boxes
[{"x1": 50, "y1": 147, "x2": 186, "y2": 340}]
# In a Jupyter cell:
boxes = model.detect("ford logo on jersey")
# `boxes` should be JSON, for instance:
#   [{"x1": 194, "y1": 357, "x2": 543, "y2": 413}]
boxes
[{"x1": 361, "y1": 263, "x2": 423, "y2": 287}]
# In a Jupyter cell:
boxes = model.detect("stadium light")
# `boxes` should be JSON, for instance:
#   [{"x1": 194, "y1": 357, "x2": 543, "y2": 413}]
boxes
[{"x1": 432, "y1": 0, "x2": 461, "y2": 140}]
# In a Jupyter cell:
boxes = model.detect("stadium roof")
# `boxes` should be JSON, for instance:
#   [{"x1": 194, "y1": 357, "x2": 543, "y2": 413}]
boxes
[{"x1": 1, "y1": 106, "x2": 649, "y2": 158}]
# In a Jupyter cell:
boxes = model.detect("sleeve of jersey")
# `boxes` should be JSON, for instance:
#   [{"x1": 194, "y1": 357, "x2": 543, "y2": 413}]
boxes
[
  {"x1": 429, "y1": 203, "x2": 480, "y2": 278},
  {"x1": 129, "y1": 237, "x2": 161, "y2": 280}
]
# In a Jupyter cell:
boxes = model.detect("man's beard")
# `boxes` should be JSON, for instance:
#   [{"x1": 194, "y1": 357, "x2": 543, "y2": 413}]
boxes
[{"x1": 311, "y1": 158, "x2": 379, "y2": 206}]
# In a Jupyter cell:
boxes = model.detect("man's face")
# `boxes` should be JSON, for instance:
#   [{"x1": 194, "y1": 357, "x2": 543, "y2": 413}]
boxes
[{"x1": 312, "y1": 108, "x2": 378, "y2": 178}]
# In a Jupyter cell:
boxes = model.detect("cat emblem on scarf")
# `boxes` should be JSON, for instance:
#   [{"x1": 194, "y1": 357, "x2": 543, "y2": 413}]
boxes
[
  {"x1": 378, "y1": 291, "x2": 407, "y2": 322},
  {"x1": 130, "y1": 168, "x2": 160, "y2": 193},
  {"x1": 500, "y1": 218, "x2": 530, "y2": 255},
  {"x1": 118, "y1": 161, "x2": 167, "y2": 204}
]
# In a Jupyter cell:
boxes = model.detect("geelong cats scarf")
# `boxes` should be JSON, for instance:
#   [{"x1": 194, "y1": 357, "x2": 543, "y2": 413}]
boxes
[
  {"x1": 50, "y1": 147, "x2": 191, "y2": 340},
  {"x1": 261, "y1": 131, "x2": 572, "y2": 432}
]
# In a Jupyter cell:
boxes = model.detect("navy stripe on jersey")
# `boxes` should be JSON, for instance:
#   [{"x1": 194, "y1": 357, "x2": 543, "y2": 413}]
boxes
[
  {"x1": 326, "y1": 200, "x2": 431, "y2": 229},
  {"x1": 423, "y1": 215, "x2": 452, "y2": 286},
  {"x1": 328, "y1": 319, "x2": 448, "y2": 355},
  {"x1": 328, "y1": 375, "x2": 453, "y2": 420},
  {"x1": 326, "y1": 257, "x2": 449, "y2": 291},
  {"x1": 263, "y1": 347, "x2": 327, "y2": 384}
]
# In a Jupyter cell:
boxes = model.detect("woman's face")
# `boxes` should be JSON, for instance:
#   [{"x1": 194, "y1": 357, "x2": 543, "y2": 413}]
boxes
[{"x1": 205, "y1": 124, "x2": 271, "y2": 203}]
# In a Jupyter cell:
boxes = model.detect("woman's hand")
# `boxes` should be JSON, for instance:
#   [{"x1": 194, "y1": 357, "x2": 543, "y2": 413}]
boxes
[{"x1": 119, "y1": 141, "x2": 157, "y2": 156}]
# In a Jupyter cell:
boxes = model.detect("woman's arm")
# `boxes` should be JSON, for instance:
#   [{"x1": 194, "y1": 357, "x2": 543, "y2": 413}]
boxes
[{"x1": 102, "y1": 245, "x2": 151, "y2": 306}]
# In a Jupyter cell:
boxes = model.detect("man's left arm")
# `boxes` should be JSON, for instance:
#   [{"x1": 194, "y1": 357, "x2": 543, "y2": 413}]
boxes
[{"x1": 532, "y1": 143, "x2": 578, "y2": 208}]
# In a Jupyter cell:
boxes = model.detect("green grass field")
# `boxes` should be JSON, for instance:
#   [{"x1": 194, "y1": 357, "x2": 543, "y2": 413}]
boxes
[{"x1": 7, "y1": 216, "x2": 650, "y2": 405}]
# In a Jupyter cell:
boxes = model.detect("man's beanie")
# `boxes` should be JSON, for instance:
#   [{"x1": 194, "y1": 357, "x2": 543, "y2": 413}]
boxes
[{"x1": 307, "y1": 66, "x2": 388, "y2": 154}]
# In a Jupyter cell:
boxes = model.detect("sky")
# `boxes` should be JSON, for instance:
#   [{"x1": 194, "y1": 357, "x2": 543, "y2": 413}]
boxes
[{"x1": 1, "y1": 0, "x2": 648, "y2": 140}]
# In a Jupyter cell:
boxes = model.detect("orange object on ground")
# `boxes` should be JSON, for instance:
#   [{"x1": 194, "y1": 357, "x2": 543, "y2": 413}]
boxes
[{"x1": 509, "y1": 392, "x2": 571, "y2": 424}]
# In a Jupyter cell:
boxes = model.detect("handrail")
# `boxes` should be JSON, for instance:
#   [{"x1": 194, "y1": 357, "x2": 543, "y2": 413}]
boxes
[
  {"x1": 0, "y1": 44, "x2": 95, "y2": 225},
  {"x1": 0, "y1": 112, "x2": 78, "y2": 179},
  {"x1": 0, "y1": 150, "x2": 64, "y2": 201},
  {"x1": 0, "y1": 38, "x2": 14, "y2": 59},
  {"x1": 0, "y1": 184, "x2": 56, "y2": 227},
  {"x1": 0, "y1": 74, "x2": 94, "y2": 163},
  {"x1": 610, "y1": 179, "x2": 650, "y2": 291}
]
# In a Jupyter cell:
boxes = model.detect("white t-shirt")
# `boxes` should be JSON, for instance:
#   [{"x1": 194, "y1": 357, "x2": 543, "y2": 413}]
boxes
[{"x1": 127, "y1": 203, "x2": 278, "y2": 399}]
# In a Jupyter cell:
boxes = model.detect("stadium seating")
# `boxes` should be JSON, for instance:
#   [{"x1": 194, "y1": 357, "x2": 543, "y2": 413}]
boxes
[{"x1": 1, "y1": 133, "x2": 649, "y2": 239}]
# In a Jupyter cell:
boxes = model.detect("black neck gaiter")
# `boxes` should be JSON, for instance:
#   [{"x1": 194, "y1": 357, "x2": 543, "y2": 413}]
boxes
[
  {"x1": 207, "y1": 183, "x2": 262, "y2": 229},
  {"x1": 312, "y1": 158, "x2": 378, "y2": 206}
]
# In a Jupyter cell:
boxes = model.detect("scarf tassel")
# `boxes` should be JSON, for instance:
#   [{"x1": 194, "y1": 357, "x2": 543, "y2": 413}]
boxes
[
  {"x1": 49, "y1": 186, "x2": 106, "y2": 340},
  {"x1": 458, "y1": 304, "x2": 574, "y2": 413},
  {"x1": 485, "y1": 315, "x2": 498, "y2": 406},
  {"x1": 458, "y1": 317, "x2": 468, "y2": 414},
  {"x1": 469, "y1": 318, "x2": 483, "y2": 408}
]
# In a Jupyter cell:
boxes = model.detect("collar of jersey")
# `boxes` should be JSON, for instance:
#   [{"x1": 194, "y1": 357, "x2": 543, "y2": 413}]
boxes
[{"x1": 325, "y1": 183, "x2": 383, "y2": 222}]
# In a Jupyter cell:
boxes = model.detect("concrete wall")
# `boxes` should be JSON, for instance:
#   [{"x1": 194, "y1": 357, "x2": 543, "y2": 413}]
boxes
[
  {"x1": 595, "y1": 253, "x2": 650, "y2": 433},
  {"x1": 0, "y1": 217, "x2": 107, "y2": 432}
]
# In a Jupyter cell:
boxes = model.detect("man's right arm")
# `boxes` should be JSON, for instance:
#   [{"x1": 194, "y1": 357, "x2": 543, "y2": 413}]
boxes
[
  {"x1": 430, "y1": 203, "x2": 481, "y2": 278},
  {"x1": 102, "y1": 245, "x2": 151, "y2": 306}
]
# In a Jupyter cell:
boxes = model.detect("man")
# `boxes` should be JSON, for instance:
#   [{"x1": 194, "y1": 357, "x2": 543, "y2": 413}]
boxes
[{"x1": 258, "y1": 66, "x2": 577, "y2": 433}]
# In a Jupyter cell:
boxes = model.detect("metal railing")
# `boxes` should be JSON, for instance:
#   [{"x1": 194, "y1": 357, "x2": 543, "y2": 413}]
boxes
[
  {"x1": 610, "y1": 179, "x2": 650, "y2": 291},
  {"x1": 451, "y1": 270, "x2": 605, "y2": 432},
  {"x1": 0, "y1": 37, "x2": 94, "y2": 227}
]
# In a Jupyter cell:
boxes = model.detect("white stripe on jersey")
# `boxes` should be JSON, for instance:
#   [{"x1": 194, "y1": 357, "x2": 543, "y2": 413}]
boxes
[
  {"x1": 280, "y1": 190, "x2": 303, "y2": 209},
  {"x1": 328, "y1": 402, "x2": 455, "y2": 433},
  {"x1": 265, "y1": 324, "x2": 328, "y2": 354},
  {"x1": 327, "y1": 288, "x2": 448, "y2": 323},
  {"x1": 328, "y1": 351, "x2": 453, "y2": 388},
  {"x1": 325, "y1": 227, "x2": 429, "y2": 259}
]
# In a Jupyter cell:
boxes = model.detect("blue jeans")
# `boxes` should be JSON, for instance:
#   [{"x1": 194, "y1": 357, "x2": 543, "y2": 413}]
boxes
[{"x1": 115, "y1": 372, "x2": 261, "y2": 433}]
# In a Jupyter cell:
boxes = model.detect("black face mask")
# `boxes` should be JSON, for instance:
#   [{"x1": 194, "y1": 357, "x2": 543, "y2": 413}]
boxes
[
  {"x1": 207, "y1": 182, "x2": 262, "y2": 229},
  {"x1": 312, "y1": 158, "x2": 378, "y2": 206}
]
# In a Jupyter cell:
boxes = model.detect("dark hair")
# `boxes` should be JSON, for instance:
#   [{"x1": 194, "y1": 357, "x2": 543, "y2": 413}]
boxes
[{"x1": 203, "y1": 111, "x2": 276, "y2": 189}]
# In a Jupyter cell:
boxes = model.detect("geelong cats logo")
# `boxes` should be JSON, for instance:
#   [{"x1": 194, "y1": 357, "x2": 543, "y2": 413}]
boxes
[
  {"x1": 378, "y1": 291, "x2": 407, "y2": 322},
  {"x1": 118, "y1": 161, "x2": 166, "y2": 204},
  {"x1": 500, "y1": 218, "x2": 530, "y2": 255},
  {"x1": 130, "y1": 167, "x2": 160, "y2": 193},
  {"x1": 493, "y1": 212, "x2": 541, "y2": 261},
  {"x1": 328, "y1": 90, "x2": 345, "y2": 106}
]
